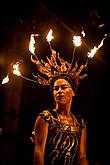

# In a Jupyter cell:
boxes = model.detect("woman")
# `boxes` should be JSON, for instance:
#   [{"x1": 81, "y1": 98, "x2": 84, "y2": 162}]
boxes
[{"x1": 33, "y1": 73, "x2": 89, "y2": 165}]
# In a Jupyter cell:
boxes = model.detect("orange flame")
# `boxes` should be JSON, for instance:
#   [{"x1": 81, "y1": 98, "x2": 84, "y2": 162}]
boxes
[
  {"x1": 81, "y1": 29, "x2": 86, "y2": 37},
  {"x1": 13, "y1": 62, "x2": 21, "y2": 76},
  {"x1": 46, "y1": 29, "x2": 54, "y2": 42},
  {"x1": 87, "y1": 34, "x2": 107, "y2": 58},
  {"x1": 29, "y1": 34, "x2": 39, "y2": 55},
  {"x1": 2, "y1": 75, "x2": 9, "y2": 84},
  {"x1": 72, "y1": 36, "x2": 82, "y2": 47},
  {"x1": 1, "y1": 62, "x2": 21, "y2": 84}
]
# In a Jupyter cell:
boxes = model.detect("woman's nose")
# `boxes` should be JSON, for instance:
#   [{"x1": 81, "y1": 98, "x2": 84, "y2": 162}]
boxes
[{"x1": 57, "y1": 87, "x2": 63, "y2": 92}]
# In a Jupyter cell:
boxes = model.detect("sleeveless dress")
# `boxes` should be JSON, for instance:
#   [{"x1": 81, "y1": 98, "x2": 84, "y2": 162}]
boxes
[{"x1": 39, "y1": 110, "x2": 86, "y2": 165}]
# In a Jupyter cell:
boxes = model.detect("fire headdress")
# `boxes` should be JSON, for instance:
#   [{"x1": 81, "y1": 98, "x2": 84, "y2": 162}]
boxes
[
  {"x1": 28, "y1": 29, "x2": 107, "y2": 93},
  {"x1": 1, "y1": 29, "x2": 107, "y2": 87},
  {"x1": 30, "y1": 30, "x2": 88, "y2": 93}
]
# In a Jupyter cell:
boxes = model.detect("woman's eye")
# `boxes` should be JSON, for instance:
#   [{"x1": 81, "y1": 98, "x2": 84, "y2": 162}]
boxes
[
  {"x1": 61, "y1": 86, "x2": 67, "y2": 89},
  {"x1": 53, "y1": 86, "x2": 59, "y2": 91},
  {"x1": 53, "y1": 85, "x2": 68, "y2": 91}
]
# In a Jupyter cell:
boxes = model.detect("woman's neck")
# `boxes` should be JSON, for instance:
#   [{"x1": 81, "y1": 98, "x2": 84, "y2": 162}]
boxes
[
  {"x1": 55, "y1": 107, "x2": 74, "y2": 125},
  {"x1": 55, "y1": 104, "x2": 72, "y2": 117}
]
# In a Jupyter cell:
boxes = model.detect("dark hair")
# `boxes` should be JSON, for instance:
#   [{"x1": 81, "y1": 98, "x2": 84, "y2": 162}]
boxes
[{"x1": 50, "y1": 73, "x2": 77, "y2": 94}]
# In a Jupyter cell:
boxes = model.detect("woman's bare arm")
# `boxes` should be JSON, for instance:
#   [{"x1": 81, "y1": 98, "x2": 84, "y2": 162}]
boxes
[
  {"x1": 78, "y1": 127, "x2": 89, "y2": 165},
  {"x1": 34, "y1": 116, "x2": 48, "y2": 165}
]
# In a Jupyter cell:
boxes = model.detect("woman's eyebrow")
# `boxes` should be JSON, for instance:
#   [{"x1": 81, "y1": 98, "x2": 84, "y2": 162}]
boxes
[
  {"x1": 54, "y1": 84, "x2": 68, "y2": 87},
  {"x1": 61, "y1": 84, "x2": 69, "y2": 86}
]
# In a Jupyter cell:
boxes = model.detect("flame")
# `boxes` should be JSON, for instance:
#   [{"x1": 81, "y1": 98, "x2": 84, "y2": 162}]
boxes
[
  {"x1": 1, "y1": 62, "x2": 21, "y2": 84},
  {"x1": 13, "y1": 62, "x2": 21, "y2": 76},
  {"x1": 2, "y1": 75, "x2": 9, "y2": 84},
  {"x1": 81, "y1": 29, "x2": 86, "y2": 37},
  {"x1": 46, "y1": 29, "x2": 54, "y2": 42},
  {"x1": 87, "y1": 34, "x2": 107, "y2": 58},
  {"x1": 29, "y1": 34, "x2": 39, "y2": 55},
  {"x1": 72, "y1": 36, "x2": 82, "y2": 47}
]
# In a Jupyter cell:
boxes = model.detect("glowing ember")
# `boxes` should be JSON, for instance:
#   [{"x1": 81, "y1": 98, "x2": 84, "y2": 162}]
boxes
[
  {"x1": 72, "y1": 36, "x2": 82, "y2": 47},
  {"x1": 87, "y1": 34, "x2": 107, "y2": 58},
  {"x1": 2, "y1": 75, "x2": 9, "y2": 84},
  {"x1": 46, "y1": 29, "x2": 54, "y2": 42},
  {"x1": 81, "y1": 29, "x2": 86, "y2": 37}
]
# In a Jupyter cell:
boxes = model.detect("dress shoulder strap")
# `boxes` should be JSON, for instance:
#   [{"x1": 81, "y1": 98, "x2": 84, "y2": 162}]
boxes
[
  {"x1": 76, "y1": 114, "x2": 87, "y2": 129},
  {"x1": 39, "y1": 109, "x2": 56, "y2": 124}
]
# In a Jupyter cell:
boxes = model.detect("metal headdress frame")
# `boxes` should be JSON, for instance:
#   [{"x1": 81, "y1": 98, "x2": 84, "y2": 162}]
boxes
[{"x1": 30, "y1": 48, "x2": 88, "y2": 87}]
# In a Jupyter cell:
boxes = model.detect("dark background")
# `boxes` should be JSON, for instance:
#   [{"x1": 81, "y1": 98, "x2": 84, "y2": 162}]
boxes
[{"x1": 0, "y1": 0, "x2": 110, "y2": 165}]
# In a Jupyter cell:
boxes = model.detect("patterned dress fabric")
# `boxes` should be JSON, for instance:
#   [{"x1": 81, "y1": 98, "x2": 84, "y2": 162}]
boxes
[{"x1": 39, "y1": 110, "x2": 86, "y2": 165}]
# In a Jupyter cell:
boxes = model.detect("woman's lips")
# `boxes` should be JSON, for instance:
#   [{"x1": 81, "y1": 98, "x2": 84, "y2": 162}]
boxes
[{"x1": 56, "y1": 94, "x2": 64, "y2": 99}]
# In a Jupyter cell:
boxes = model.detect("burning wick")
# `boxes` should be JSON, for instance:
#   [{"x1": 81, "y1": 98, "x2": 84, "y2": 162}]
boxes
[{"x1": 46, "y1": 29, "x2": 54, "y2": 50}]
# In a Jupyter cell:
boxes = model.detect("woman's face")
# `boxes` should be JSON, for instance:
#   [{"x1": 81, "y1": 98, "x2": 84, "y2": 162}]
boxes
[{"x1": 53, "y1": 78, "x2": 75, "y2": 105}]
